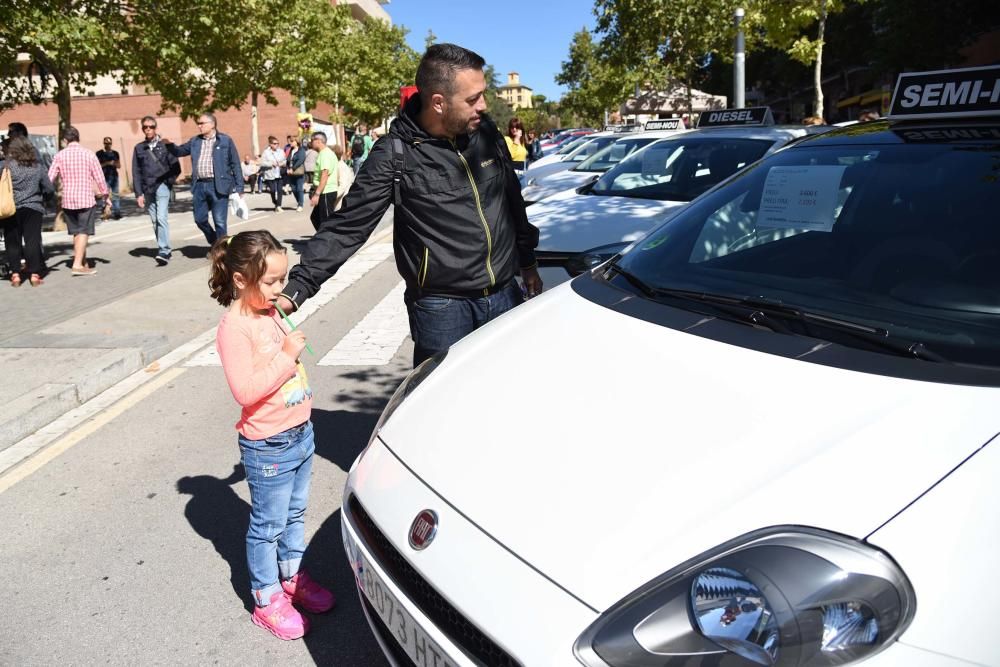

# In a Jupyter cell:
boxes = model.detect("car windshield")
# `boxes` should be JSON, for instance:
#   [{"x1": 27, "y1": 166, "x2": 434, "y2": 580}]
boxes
[
  {"x1": 573, "y1": 137, "x2": 659, "y2": 172},
  {"x1": 565, "y1": 136, "x2": 619, "y2": 162},
  {"x1": 591, "y1": 136, "x2": 774, "y2": 201},
  {"x1": 612, "y1": 140, "x2": 1000, "y2": 367},
  {"x1": 556, "y1": 135, "x2": 591, "y2": 155}
]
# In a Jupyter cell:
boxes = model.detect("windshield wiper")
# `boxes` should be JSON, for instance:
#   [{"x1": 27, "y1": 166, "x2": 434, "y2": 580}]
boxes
[{"x1": 606, "y1": 268, "x2": 949, "y2": 363}]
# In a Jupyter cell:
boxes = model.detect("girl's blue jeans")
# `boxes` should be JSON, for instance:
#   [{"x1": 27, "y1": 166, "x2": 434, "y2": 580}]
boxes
[{"x1": 238, "y1": 420, "x2": 315, "y2": 607}]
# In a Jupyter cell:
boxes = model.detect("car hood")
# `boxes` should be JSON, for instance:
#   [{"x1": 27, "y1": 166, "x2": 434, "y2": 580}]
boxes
[
  {"x1": 522, "y1": 170, "x2": 596, "y2": 203},
  {"x1": 529, "y1": 190, "x2": 685, "y2": 253},
  {"x1": 379, "y1": 283, "x2": 1000, "y2": 611}
]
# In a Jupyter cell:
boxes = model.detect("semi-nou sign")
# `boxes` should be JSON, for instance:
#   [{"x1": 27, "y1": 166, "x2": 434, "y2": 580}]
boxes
[{"x1": 889, "y1": 65, "x2": 1000, "y2": 120}]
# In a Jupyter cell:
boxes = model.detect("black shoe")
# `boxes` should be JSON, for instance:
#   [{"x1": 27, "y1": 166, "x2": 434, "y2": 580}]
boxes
[
  {"x1": 112, "y1": 212, "x2": 122, "y2": 220},
  {"x1": 155, "y1": 254, "x2": 170, "y2": 266}
]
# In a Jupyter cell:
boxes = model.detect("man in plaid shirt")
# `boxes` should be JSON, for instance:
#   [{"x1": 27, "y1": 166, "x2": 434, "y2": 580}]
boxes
[{"x1": 48, "y1": 126, "x2": 110, "y2": 276}]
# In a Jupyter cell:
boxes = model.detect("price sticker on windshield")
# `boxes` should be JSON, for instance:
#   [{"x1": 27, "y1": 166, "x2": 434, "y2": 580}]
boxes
[{"x1": 757, "y1": 166, "x2": 846, "y2": 232}]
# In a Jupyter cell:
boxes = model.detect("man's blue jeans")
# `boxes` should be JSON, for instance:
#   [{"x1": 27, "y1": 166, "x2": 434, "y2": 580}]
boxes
[
  {"x1": 238, "y1": 420, "x2": 315, "y2": 607},
  {"x1": 404, "y1": 280, "x2": 524, "y2": 366},
  {"x1": 105, "y1": 172, "x2": 120, "y2": 216},
  {"x1": 146, "y1": 182, "x2": 171, "y2": 258},
  {"x1": 191, "y1": 179, "x2": 229, "y2": 244}
]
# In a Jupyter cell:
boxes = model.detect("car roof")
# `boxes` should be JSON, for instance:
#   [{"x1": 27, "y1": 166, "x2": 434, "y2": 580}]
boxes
[{"x1": 790, "y1": 117, "x2": 1000, "y2": 148}]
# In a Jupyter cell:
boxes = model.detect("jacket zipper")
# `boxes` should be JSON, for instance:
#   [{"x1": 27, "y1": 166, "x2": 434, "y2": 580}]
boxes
[
  {"x1": 419, "y1": 247, "x2": 429, "y2": 287},
  {"x1": 450, "y1": 139, "x2": 495, "y2": 292}
]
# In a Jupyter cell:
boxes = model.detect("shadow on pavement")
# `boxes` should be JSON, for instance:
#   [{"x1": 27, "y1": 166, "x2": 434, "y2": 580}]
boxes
[
  {"x1": 302, "y1": 508, "x2": 389, "y2": 666},
  {"x1": 176, "y1": 464, "x2": 254, "y2": 612}
]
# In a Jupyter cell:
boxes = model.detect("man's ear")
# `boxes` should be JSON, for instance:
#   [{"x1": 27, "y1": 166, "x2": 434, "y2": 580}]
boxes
[
  {"x1": 429, "y1": 93, "x2": 446, "y2": 115},
  {"x1": 233, "y1": 272, "x2": 248, "y2": 290}
]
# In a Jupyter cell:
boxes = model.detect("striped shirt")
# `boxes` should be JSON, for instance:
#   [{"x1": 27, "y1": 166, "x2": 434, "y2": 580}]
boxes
[
  {"x1": 195, "y1": 133, "x2": 216, "y2": 179},
  {"x1": 47, "y1": 142, "x2": 108, "y2": 210}
]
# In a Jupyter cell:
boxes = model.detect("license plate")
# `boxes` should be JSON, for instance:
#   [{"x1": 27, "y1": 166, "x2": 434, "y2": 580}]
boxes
[{"x1": 345, "y1": 532, "x2": 458, "y2": 667}]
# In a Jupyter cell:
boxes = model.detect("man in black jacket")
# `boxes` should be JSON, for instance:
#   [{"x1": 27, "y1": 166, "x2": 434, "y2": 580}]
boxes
[
  {"x1": 277, "y1": 43, "x2": 542, "y2": 366},
  {"x1": 132, "y1": 115, "x2": 180, "y2": 265}
]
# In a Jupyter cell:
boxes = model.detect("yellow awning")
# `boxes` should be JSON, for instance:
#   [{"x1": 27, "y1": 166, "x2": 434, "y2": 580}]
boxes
[
  {"x1": 837, "y1": 95, "x2": 861, "y2": 108},
  {"x1": 859, "y1": 90, "x2": 883, "y2": 105}
]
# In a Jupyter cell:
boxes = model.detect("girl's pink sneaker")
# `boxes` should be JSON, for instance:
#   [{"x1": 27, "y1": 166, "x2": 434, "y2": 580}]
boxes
[
  {"x1": 251, "y1": 590, "x2": 309, "y2": 640},
  {"x1": 281, "y1": 570, "x2": 336, "y2": 613}
]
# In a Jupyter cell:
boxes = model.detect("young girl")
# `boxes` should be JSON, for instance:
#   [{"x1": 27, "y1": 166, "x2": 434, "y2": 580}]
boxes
[{"x1": 209, "y1": 230, "x2": 334, "y2": 640}]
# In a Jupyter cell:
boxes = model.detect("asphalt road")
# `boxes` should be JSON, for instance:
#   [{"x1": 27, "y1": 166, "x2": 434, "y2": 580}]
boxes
[{"x1": 0, "y1": 197, "x2": 404, "y2": 665}]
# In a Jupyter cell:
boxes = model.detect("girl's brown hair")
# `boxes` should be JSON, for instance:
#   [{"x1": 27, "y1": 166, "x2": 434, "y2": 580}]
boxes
[{"x1": 208, "y1": 230, "x2": 286, "y2": 310}]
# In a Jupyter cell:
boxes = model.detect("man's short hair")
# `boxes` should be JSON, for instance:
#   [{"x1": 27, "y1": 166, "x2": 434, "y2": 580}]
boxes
[
  {"x1": 199, "y1": 112, "x2": 217, "y2": 126},
  {"x1": 415, "y1": 43, "x2": 486, "y2": 97},
  {"x1": 141, "y1": 115, "x2": 157, "y2": 127},
  {"x1": 267, "y1": 135, "x2": 278, "y2": 143},
  {"x1": 103, "y1": 136, "x2": 113, "y2": 143},
  {"x1": 7, "y1": 122, "x2": 28, "y2": 138},
  {"x1": 311, "y1": 132, "x2": 327, "y2": 144},
  {"x1": 63, "y1": 126, "x2": 81, "y2": 143}
]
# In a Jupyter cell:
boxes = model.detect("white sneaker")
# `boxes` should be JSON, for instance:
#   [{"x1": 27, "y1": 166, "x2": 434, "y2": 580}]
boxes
[
  {"x1": 296, "y1": 206, "x2": 302, "y2": 212},
  {"x1": 275, "y1": 206, "x2": 283, "y2": 213}
]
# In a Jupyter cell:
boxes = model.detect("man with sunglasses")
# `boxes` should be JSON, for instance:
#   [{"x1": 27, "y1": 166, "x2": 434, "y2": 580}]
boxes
[
  {"x1": 164, "y1": 113, "x2": 244, "y2": 244},
  {"x1": 132, "y1": 115, "x2": 180, "y2": 265}
]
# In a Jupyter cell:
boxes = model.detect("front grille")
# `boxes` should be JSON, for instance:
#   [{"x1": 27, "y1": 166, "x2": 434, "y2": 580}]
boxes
[{"x1": 348, "y1": 495, "x2": 522, "y2": 667}]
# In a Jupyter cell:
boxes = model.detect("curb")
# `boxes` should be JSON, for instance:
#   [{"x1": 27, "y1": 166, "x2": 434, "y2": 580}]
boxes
[{"x1": 0, "y1": 337, "x2": 169, "y2": 452}]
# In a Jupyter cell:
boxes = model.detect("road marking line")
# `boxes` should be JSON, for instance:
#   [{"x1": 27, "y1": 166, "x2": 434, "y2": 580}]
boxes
[
  {"x1": 0, "y1": 367, "x2": 185, "y2": 494},
  {"x1": 318, "y1": 281, "x2": 409, "y2": 366}
]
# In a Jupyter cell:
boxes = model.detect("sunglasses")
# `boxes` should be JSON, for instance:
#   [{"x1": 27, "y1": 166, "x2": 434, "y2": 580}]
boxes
[{"x1": 142, "y1": 125, "x2": 156, "y2": 130}]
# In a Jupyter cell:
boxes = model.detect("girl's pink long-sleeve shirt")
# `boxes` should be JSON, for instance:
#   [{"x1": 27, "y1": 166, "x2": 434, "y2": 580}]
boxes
[{"x1": 216, "y1": 306, "x2": 313, "y2": 440}]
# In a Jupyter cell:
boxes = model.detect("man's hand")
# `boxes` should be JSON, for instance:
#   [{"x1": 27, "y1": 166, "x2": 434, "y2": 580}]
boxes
[
  {"x1": 521, "y1": 266, "x2": 543, "y2": 299},
  {"x1": 309, "y1": 194, "x2": 319, "y2": 207},
  {"x1": 275, "y1": 295, "x2": 296, "y2": 315},
  {"x1": 137, "y1": 195, "x2": 145, "y2": 208}
]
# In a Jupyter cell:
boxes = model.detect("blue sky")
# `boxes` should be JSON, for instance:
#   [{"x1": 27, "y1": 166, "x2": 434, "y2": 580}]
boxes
[{"x1": 386, "y1": 0, "x2": 598, "y2": 101}]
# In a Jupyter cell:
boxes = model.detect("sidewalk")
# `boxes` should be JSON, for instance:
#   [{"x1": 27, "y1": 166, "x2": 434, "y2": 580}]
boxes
[{"x1": 0, "y1": 190, "x2": 306, "y2": 453}]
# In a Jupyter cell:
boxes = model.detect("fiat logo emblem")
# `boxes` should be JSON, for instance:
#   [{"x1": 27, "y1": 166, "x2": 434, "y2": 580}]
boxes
[{"x1": 408, "y1": 510, "x2": 438, "y2": 550}]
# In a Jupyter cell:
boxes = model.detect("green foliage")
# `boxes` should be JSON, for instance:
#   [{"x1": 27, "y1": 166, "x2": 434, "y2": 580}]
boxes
[
  {"x1": 0, "y1": 0, "x2": 130, "y2": 130},
  {"x1": 338, "y1": 18, "x2": 420, "y2": 124},
  {"x1": 555, "y1": 28, "x2": 636, "y2": 126}
]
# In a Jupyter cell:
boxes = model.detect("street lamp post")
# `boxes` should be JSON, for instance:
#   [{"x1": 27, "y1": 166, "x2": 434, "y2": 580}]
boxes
[
  {"x1": 734, "y1": 7, "x2": 745, "y2": 109},
  {"x1": 298, "y1": 76, "x2": 306, "y2": 114}
]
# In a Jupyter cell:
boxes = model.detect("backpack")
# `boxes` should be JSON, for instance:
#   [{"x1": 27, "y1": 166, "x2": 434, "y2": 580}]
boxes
[{"x1": 351, "y1": 133, "x2": 366, "y2": 158}]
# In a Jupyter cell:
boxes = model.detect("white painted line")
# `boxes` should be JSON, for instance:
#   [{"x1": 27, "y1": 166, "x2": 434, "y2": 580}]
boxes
[{"x1": 318, "y1": 280, "x2": 409, "y2": 366}]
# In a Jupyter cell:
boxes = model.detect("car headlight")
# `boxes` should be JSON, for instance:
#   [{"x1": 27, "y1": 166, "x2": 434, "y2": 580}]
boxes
[
  {"x1": 365, "y1": 351, "x2": 446, "y2": 449},
  {"x1": 565, "y1": 242, "x2": 633, "y2": 276},
  {"x1": 574, "y1": 528, "x2": 914, "y2": 667}
]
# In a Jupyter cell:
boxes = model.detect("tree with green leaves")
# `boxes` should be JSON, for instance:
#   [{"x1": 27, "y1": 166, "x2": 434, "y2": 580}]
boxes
[
  {"x1": 338, "y1": 18, "x2": 420, "y2": 126},
  {"x1": 126, "y1": 0, "x2": 354, "y2": 154},
  {"x1": 0, "y1": 0, "x2": 130, "y2": 136},
  {"x1": 555, "y1": 28, "x2": 635, "y2": 126}
]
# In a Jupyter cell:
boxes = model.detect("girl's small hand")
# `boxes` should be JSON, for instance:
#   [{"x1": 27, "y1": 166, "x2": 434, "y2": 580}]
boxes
[{"x1": 282, "y1": 330, "x2": 307, "y2": 358}]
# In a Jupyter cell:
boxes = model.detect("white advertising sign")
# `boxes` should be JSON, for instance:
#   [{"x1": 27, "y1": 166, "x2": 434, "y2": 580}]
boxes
[{"x1": 758, "y1": 166, "x2": 846, "y2": 232}]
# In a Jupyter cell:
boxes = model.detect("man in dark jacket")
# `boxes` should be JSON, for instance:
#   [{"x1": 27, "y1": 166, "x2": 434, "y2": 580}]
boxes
[
  {"x1": 277, "y1": 43, "x2": 542, "y2": 366},
  {"x1": 132, "y1": 115, "x2": 180, "y2": 265},
  {"x1": 165, "y1": 112, "x2": 243, "y2": 244}
]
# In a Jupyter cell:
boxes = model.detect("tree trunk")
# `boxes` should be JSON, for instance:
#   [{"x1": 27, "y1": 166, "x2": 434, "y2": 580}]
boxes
[
  {"x1": 813, "y1": 0, "x2": 827, "y2": 118},
  {"x1": 54, "y1": 72, "x2": 72, "y2": 140},
  {"x1": 250, "y1": 90, "x2": 260, "y2": 156}
]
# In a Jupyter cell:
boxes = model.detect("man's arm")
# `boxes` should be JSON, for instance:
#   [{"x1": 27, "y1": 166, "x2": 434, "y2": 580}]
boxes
[
  {"x1": 227, "y1": 139, "x2": 243, "y2": 193},
  {"x1": 310, "y1": 168, "x2": 330, "y2": 206},
  {"x1": 132, "y1": 147, "x2": 144, "y2": 206},
  {"x1": 110, "y1": 151, "x2": 121, "y2": 169},
  {"x1": 279, "y1": 140, "x2": 394, "y2": 311},
  {"x1": 164, "y1": 138, "x2": 191, "y2": 158},
  {"x1": 90, "y1": 154, "x2": 109, "y2": 197}
]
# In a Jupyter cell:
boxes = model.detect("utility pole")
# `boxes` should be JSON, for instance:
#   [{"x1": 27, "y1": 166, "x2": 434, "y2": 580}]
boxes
[
  {"x1": 734, "y1": 7, "x2": 746, "y2": 109},
  {"x1": 298, "y1": 77, "x2": 306, "y2": 114}
]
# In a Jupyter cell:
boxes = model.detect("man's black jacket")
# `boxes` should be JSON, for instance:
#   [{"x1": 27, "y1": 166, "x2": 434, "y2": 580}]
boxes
[
  {"x1": 131, "y1": 138, "x2": 180, "y2": 197},
  {"x1": 283, "y1": 94, "x2": 539, "y2": 305}
]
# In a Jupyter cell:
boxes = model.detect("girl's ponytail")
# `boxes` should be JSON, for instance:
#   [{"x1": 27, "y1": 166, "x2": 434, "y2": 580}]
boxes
[{"x1": 208, "y1": 236, "x2": 236, "y2": 306}]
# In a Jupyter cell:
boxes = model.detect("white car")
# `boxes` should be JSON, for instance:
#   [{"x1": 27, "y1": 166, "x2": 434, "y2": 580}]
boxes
[
  {"x1": 521, "y1": 129, "x2": 684, "y2": 205},
  {"x1": 530, "y1": 133, "x2": 599, "y2": 169},
  {"x1": 342, "y1": 68, "x2": 1000, "y2": 667},
  {"x1": 531, "y1": 122, "x2": 814, "y2": 288}
]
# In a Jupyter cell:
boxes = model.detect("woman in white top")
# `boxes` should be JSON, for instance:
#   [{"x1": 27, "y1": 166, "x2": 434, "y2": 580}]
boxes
[{"x1": 259, "y1": 135, "x2": 286, "y2": 212}]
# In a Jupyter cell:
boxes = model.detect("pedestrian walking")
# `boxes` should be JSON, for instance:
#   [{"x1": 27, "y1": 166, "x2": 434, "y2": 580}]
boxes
[
  {"x1": 241, "y1": 155, "x2": 259, "y2": 194},
  {"x1": 329, "y1": 144, "x2": 354, "y2": 211},
  {"x1": 303, "y1": 144, "x2": 318, "y2": 188},
  {"x1": 95, "y1": 137, "x2": 122, "y2": 219},
  {"x1": 47, "y1": 126, "x2": 110, "y2": 276},
  {"x1": 165, "y1": 113, "x2": 243, "y2": 244},
  {"x1": 526, "y1": 129, "x2": 543, "y2": 161},
  {"x1": 306, "y1": 132, "x2": 338, "y2": 230},
  {"x1": 277, "y1": 43, "x2": 541, "y2": 367},
  {"x1": 209, "y1": 229, "x2": 335, "y2": 641},
  {"x1": 132, "y1": 115, "x2": 180, "y2": 265},
  {"x1": 286, "y1": 138, "x2": 306, "y2": 212},
  {"x1": 2, "y1": 136, "x2": 54, "y2": 286},
  {"x1": 259, "y1": 136, "x2": 286, "y2": 213}
]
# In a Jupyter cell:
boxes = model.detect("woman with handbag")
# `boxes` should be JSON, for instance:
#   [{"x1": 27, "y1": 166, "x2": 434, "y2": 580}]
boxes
[
  {"x1": 2, "y1": 136, "x2": 54, "y2": 287},
  {"x1": 286, "y1": 138, "x2": 307, "y2": 212}
]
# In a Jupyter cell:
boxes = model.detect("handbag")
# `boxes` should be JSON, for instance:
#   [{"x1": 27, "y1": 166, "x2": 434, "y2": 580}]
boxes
[
  {"x1": 0, "y1": 163, "x2": 16, "y2": 218},
  {"x1": 289, "y1": 164, "x2": 305, "y2": 176}
]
